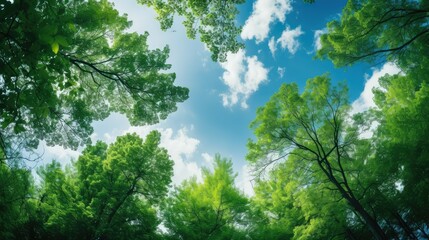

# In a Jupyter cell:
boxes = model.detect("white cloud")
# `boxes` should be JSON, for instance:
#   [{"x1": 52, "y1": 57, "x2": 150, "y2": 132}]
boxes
[
  {"x1": 277, "y1": 25, "x2": 303, "y2": 54},
  {"x1": 268, "y1": 36, "x2": 276, "y2": 56},
  {"x1": 277, "y1": 67, "x2": 285, "y2": 78},
  {"x1": 158, "y1": 127, "x2": 203, "y2": 184},
  {"x1": 241, "y1": 0, "x2": 292, "y2": 42},
  {"x1": 351, "y1": 62, "x2": 401, "y2": 139},
  {"x1": 313, "y1": 29, "x2": 326, "y2": 52},
  {"x1": 351, "y1": 62, "x2": 401, "y2": 114},
  {"x1": 35, "y1": 141, "x2": 80, "y2": 167},
  {"x1": 44, "y1": 145, "x2": 80, "y2": 162},
  {"x1": 103, "y1": 133, "x2": 114, "y2": 143},
  {"x1": 220, "y1": 49, "x2": 269, "y2": 109},
  {"x1": 158, "y1": 128, "x2": 199, "y2": 162},
  {"x1": 126, "y1": 126, "x2": 203, "y2": 184},
  {"x1": 202, "y1": 152, "x2": 214, "y2": 165},
  {"x1": 236, "y1": 164, "x2": 255, "y2": 197}
]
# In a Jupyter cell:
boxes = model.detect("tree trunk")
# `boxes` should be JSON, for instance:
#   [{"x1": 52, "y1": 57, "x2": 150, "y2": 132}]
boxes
[
  {"x1": 319, "y1": 163, "x2": 388, "y2": 240},
  {"x1": 393, "y1": 211, "x2": 417, "y2": 239},
  {"x1": 324, "y1": 172, "x2": 388, "y2": 240},
  {"x1": 346, "y1": 195, "x2": 388, "y2": 240}
]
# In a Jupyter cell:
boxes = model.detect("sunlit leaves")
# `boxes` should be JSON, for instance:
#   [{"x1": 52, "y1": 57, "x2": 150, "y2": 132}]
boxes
[
  {"x1": 138, "y1": 0, "x2": 245, "y2": 62},
  {"x1": 317, "y1": 0, "x2": 429, "y2": 70},
  {"x1": 32, "y1": 132, "x2": 172, "y2": 239},
  {"x1": 163, "y1": 155, "x2": 249, "y2": 239}
]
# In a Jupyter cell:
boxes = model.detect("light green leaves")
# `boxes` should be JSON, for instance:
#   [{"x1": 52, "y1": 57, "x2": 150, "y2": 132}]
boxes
[
  {"x1": 51, "y1": 42, "x2": 59, "y2": 54},
  {"x1": 163, "y1": 155, "x2": 249, "y2": 239},
  {"x1": 33, "y1": 132, "x2": 172, "y2": 239}
]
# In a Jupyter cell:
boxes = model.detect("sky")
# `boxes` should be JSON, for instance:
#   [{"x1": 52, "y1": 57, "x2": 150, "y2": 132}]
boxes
[{"x1": 36, "y1": 0, "x2": 400, "y2": 196}]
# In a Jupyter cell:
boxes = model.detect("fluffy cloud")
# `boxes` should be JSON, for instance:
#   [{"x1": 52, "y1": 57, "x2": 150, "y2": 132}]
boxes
[
  {"x1": 158, "y1": 127, "x2": 203, "y2": 184},
  {"x1": 236, "y1": 164, "x2": 255, "y2": 196},
  {"x1": 351, "y1": 62, "x2": 401, "y2": 114},
  {"x1": 201, "y1": 152, "x2": 214, "y2": 165},
  {"x1": 313, "y1": 29, "x2": 326, "y2": 52},
  {"x1": 38, "y1": 143, "x2": 80, "y2": 164},
  {"x1": 127, "y1": 126, "x2": 203, "y2": 184},
  {"x1": 351, "y1": 62, "x2": 401, "y2": 139},
  {"x1": 276, "y1": 25, "x2": 303, "y2": 54},
  {"x1": 220, "y1": 49, "x2": 269, "y2": 109},
  {"x1": 241, "y1": 0, "x2": 292, "y2": 42}
]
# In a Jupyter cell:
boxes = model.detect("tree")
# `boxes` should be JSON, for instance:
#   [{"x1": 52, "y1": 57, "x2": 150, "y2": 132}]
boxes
[
  {"x1": 163, "y1": 155, "x2": 249, "y2": 240},
  {"x1": 317, "y1": 0, "x2": 429, "y2": 70},
  {"x1": 138, "y1": 0, "x2": 245, "y2": 62},
  {"x1": 0, "y1": 0, "x2": 189, "y2": 156},
  {"x1": 249, "y1": 158, "x2": 353, "y2": 240},
  {"x1": 247, "y1": 75, "x2": 388, "y2": 240},
  {"x1": 367, "y1": 73, "x2": 429, "y2": 238},
  {"x1": 315, "y1": 1, "x2": 429, "y2": 237},
  {"x1": 29, "y1": 131, "x2": 173, "y2": 239},
  {"x1": 318, "y1": 0, "x2": 429, "y2": 236},
  {"x1": 0, "y1": 162, "x2": 34, "y2": 239}
]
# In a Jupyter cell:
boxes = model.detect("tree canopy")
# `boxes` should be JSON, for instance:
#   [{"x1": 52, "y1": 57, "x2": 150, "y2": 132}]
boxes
[
  {"x1": 0, "y1": 0, "x2": 189, "y2": 157},
  {"x1": 163, "y1": 155, "x2": 249, "y2": 240},
  {"x1": 247, "y1": 75, "x2": 390, "y2": 239},
  {"x1": 9, "y1": 132, "x2": 173, "y2": 240},
  {"x1": 1, "y1": 0, "x2": 429, "y2": 239},
  {"x1": 317, "y1": 0, "x2": 429, "y2": 70}
]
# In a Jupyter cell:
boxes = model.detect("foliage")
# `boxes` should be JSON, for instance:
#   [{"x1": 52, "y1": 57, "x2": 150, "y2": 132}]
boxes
[
  {"x1": 317, "y1": 0, "x2": 429, "y2": 70},
  {"x1": 4, "y1": 132, "x2": 174, "y2": 239},
  {"x1": 367, "y1": 73, "x2": 429, "y2": 238},
  {"x1": 163, "y1": 155, "x2": 249, "y2": 240},
  {"x1": 1, "y1": 0, "x2": 429, "y2": 239},
  {"x1": 138, "y1": 0, "x2": 245, "y2": 62},
  {"x1": 314, "y1": 0, "x2": 429, "y2": 238},
  {"x1": 249, "y1": 158, "x2": 351, "y2": 240},
  {"x1": 247, "y1": 75, "x2": 390, "y2": 239},
  {"x1": 0, "y1": 162, "x2": 34, "y2": 239},
  {"x1": 0, "y1": 0, "x2": 189, "y2": 154}
]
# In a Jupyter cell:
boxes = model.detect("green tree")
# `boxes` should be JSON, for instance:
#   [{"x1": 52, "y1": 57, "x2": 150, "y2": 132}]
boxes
[
  {"x1": 247, "y1": 75, "x2": 388, "y2": 240},
  {"x1": 366, "y1": 73, "x2": 429, "y2": 238},
  {"x1": 317, "y1": 0, "x2": 429, "y2": 70},
  {"x1": 0, "y1": 0, "x2": 188, "y2": 156},
  {"x1": 33, "y1": 161, "x2": 86, "y2": 239},
  {"x1": 163, "y1": 155, "x2": 249, "y2": 240},
  {"x1": 249, "y1": 158, "x2": 352, "y2": 240},
  {"x1": 315, "y1": 1, "x2": 429, "y2": 237},
  {"x1": 78, "y1": 131, "x2": 173, "y2": 239},
  {"x1": 0, "y1": 162, "x2": 34, "y2": 239},
  {"x1": 30, "y1": 131, "x2": 172, "y2": 239},
  {"x1": 138, "y1": 0, "x2": 245, "y2": 62}
]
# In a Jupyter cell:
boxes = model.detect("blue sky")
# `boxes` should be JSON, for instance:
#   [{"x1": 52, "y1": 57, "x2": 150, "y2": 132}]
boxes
[{"x1": 37, "y1": 0, "x2": 400, "y2": 195}]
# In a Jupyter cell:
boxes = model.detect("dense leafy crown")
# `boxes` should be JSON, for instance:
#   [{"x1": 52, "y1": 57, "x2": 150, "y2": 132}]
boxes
[{"x1": 0, "y1": 0, "x2": 189, "y2": 153}]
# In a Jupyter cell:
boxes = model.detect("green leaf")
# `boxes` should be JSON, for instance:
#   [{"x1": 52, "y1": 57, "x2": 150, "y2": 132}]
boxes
[
  {"x1": 13, "y1": 124, "x2": 26, "y2": 133},
  {"x1": 51, "y1": 42, "x2": 59, "y2": 54}
]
